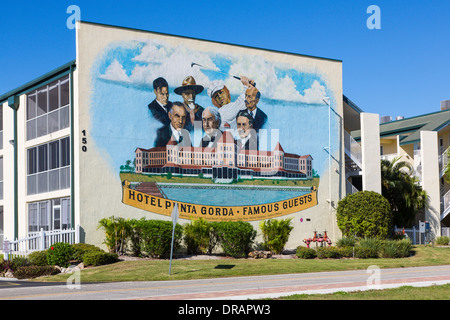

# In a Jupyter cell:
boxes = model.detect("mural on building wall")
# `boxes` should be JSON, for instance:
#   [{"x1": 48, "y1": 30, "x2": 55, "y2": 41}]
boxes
[{"x1": 90, "y1": 37, "x2": 337, "y2": 221}]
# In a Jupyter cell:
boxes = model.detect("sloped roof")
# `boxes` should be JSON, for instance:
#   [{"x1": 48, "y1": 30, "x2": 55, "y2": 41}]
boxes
[
  {"x1": 273, "y1": 142, "x2": 284, "y2": 152},
  {"x1": 217, "y1": 131, "x2": 236, "y2": 144},
  {"x1": 352, "y1": 109, "x2": 450, "y2": 146}
]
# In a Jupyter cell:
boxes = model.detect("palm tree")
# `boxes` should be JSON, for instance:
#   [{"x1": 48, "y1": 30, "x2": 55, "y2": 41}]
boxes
[
  {"x1": 443, "y1": 148, "x2": 450, "y2": 182},
  {"x1": 381, "y1": 157, "x2": 427, "y2": 227}
]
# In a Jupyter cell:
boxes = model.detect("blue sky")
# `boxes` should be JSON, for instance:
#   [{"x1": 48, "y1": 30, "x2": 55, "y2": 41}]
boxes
[{"x1": 1, "y1": 0, "x2": 449, "y2": 119}]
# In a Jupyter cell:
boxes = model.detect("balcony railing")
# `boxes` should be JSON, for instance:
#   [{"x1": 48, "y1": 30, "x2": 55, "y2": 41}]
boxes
[
  {"x1": 346, "y1": 180, "x2": 359, "y2": 195},
  {"x1": 439, "y1": 146, "x2": 450, "y2": 177},
  {"x1": 441, "y1": 189, "x2": 450, "y2": 221},
  {"x1": 380, "y1": 153, "x2": 397, "y2": 162},
  {"x1": 344, "y1": 131, "x2": 362, "y2": 169}
]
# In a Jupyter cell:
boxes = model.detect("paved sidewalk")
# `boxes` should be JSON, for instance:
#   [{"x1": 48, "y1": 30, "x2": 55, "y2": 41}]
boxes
[
  {"x1": 138, "y1": 273, "x2": 450, "y2": 300},
  {"x1": 1, "y1": 265, "x2": 450, "y2": 300}
]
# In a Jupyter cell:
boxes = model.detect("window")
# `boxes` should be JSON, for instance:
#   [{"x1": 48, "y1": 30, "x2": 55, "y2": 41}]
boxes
[
  {"x1": 0, "y1": 206, "x2": 3, "y2": 247},
  {"x1": 0, "y1": 105, "x2": 3, "y2": 150},
  {"x1": 27, "y1": 137, "x2": 70, "y2": 195},
  {"x1": 26, "y1": 75, "x2": 70, "y2": 141},
  {"x1": 28, "y1": 197, "x2": 71, "y2": 232},
  {"x1": 0, "y1": 157, "x2": 3, "y2": 200}
]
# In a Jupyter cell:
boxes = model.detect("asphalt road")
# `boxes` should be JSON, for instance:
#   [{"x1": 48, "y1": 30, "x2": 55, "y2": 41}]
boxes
[{"x1": 1, "y1": 265, "x2": 450, "y2": 301}]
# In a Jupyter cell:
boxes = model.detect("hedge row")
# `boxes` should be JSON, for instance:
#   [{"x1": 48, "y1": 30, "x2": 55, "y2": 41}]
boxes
[
  {"x1": 296, "y1": 238, "x2": 413, "y2": 259},
  {"x1": 99, "y1": 217, "x2": 296, "y2": 258},
  {"x1": 1, "y1": 243, "x2": 118, "y2": 279},
  {"x1": 98, "y1": 216, "x2": 300, "y2": 258},
  {"x1": 129, "y1": 218, "x2": 257, "y2": 258}
]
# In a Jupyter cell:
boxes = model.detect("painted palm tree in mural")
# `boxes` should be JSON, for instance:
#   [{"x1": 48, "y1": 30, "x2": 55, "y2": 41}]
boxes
[{"x1": 381, "y1": 157, "x2": 427, "y2": 227}]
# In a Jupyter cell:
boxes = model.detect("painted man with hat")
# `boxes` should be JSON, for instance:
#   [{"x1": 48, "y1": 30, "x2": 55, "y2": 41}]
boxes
[{"x1": 174, "y1": 76, "x2": 204, "y2": 131}]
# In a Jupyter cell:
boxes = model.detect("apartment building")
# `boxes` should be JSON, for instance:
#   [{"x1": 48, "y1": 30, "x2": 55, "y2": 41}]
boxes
[
  {"x1": 0, "y1": 62, "x2": 75, "y2": 245},
  {"x1": 347, "y1": 100, "x2": 450, "y2": 238},
  {"x1": 0, "y1": 21, "x2": 385, "y2": 250}
]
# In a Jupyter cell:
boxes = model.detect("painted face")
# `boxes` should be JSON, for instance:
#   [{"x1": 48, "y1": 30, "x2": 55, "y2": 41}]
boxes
[
  {"x1": 181, "y1": 89, "x2": 196, "y2": 105},
  {"x1": 202, "y1": 108, "x2": 219, "y2": 136},
  {"x1": 245, "y1": 87, "x2": 259, "y2": 112},
  {"x1": 213, "y1": 89, "x2": 231, "y2": 107},
  {"x1": 236, "y1": 116, "x2": 252, "y2": 138},
  {"x1": 169, "y1": 105, "x2": 187, "y2": 130},
  {"x1": 155, "y1": 86, "x2": 169, "y2": 106}
]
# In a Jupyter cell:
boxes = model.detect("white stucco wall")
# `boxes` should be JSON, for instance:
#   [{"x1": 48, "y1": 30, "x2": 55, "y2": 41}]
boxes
[
  {"x1": 75, "y1": 21, "x2": 345, "y2": 249},
  {"x1": 420, "y1": 130, "x2": 440, "y2": 239},
  {"x1": 361, "y1": 112, "x2": 381, "y2": 194}
]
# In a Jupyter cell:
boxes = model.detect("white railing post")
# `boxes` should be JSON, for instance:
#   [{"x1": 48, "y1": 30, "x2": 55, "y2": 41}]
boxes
[
  {"x1": 413, "y1": 226, "x2": 416, "y2": 245},
  {"x1": 75, "y1": 224, "x2": 80, "y2": 244},
  {"x1": 3, "y1": 239, "x2": 10, "y2": 261},
  {"x1": 3, "y1": 227, "x2": 78, "y2": 259},
  {"x1": 39, "y1": 228, "x2": 45, "y2": 251}
]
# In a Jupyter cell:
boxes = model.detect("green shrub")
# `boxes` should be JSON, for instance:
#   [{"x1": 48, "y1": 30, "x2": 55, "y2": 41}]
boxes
[
  {"x1": 12, "y1": 256, "x2": 31, "y2": 268},
  {"x1": 97, "y1": 216, "x2": 131, "y2": 254},
  {"x1": 82, "y1": 251, "x2": 119, "y2": 266},
  {"x1": 127, "y1": 219, "x2": 182, "y2": 258},
  {"x1": 14, "y1": 266, "x2": 60, "y2": 279},
  {"x1": 316, "y1": 247, "x2": 342, "y2": 259},
  {"x1": 354, "y1": 238, "x2": 380, "y2": 259},
  {"x1": 358, "y1": 238, "x2": 382, "y2": 252},
  {"x1": 47, "y1": 242, "x2": 75, "y2": 268},
  {"x1": 184, "y1": 218, "x2": 217, "y2": 255},
  {"x1": 214, "y1": 221, "x2": 256, "y2": 258},
  {"x1": 337, "y1": 191, "x2": 393, "y2": 239},
  {"x1": 139, "y1": 220, "x2": 183, "y2": 258},
  {"x1": 338, "y1": 246, "x2": 354, "y2": 258},
  {"x1": 380, "y1": 240, "x2": 398, "y2": 258},
  {"x1": 336, "y1": 237, "x2": 356, "y2": 248},
  {"x1": 436, "y1": 236, "x2": 450, "y2": 246},
  {"x1": 380, "y1": 239, "x2": 412, "y2": 258},
  {"x1": 354, "y1": 247, "x2": 378, "y2": 259},
  {"x1": 71, "y1": 243, "x2": 102, "y2": 262},
  {"x1": 128, "y1": 218, "x2": 145, "y2": 256},
  {"x1": 295, "y1": 246, "x2": 317, "y2": 259},
  {"x1": 0, "y1": 260, "x2": 17, "y2": 273},
  {"x1": 28, "y1": 251, "x2": 49, "y2": 266},
  {"x1": 396, "y1": 239, "x2": 413, "y2": 257},
  {"x1": 260, "y1": 218, "x2": 293, "y2": 254}
]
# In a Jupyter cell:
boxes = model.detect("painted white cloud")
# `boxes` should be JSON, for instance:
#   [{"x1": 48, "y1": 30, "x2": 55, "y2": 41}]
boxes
[
  {"x1": 97, "y1": 40, "x2": 327, "y2": 104},
  {"x1": 302, "y1": 80, "x2": 327, "y2": 104},
  {"x1": 132, "y1": 41, "x2": 172, "y2": 64},
  {"x1": 224, "y1": 55, "x2": 327, "y2": 104},
  {"x1": 98, "y1": 59, "x2": 130, "y2": 83}
]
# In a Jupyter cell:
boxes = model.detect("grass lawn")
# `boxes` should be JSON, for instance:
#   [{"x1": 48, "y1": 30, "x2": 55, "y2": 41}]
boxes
[
  {"x1": 280, "y1": 283, "x2": 450, "y2": 300},
  {"x1": 35, "y1": 245, "x2": 450, "y2": 284}
]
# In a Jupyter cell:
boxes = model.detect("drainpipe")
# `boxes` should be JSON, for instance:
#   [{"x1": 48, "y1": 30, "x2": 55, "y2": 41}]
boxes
[
  {"x1": 7, "y1": 95, "x2": 19, "y2": 240},
  {"x1": 70, "y1": 64, "x2": 75, "y2": 230}
]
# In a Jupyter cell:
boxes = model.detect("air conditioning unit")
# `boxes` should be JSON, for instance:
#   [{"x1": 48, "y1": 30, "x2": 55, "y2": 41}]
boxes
[
  {"x1": 441, "y1": 100, "x2": 450, "y2": 110},
  {"x1": 380, "y1": 116, "x2": 392, "y2": 124}
]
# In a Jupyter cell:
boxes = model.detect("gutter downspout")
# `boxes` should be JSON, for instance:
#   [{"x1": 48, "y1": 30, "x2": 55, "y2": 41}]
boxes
[
  {"x1": 70, "y1": 64, "x2": 75, "y2": 230},
  {"x1": 7, "y1": 95, "x2": 19, "y2": 240}
]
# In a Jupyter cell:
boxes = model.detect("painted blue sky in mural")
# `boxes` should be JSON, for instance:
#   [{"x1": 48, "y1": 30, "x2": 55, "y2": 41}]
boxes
[
  {"x1": 90, "y1": 39, "x2": 339, "y2": 176},
  {"x1": 1, "y1": 1, "x2": 449, "y2": 120}
]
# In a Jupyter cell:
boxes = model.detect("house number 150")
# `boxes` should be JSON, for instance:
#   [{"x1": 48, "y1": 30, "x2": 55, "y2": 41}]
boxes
[{"x1": 81, "y1": 130, "x2": 87, "y2": 152}]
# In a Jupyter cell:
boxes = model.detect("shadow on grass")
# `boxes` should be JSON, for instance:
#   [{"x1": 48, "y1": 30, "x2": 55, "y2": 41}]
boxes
[{"x1": 214, "y1": 264, "x2": 235, "y2": 269}]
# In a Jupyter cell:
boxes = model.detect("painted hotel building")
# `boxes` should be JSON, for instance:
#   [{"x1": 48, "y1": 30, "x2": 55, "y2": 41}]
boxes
[{"x1": 135, "y1": 132, "x2": 313, "y2": 181}]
